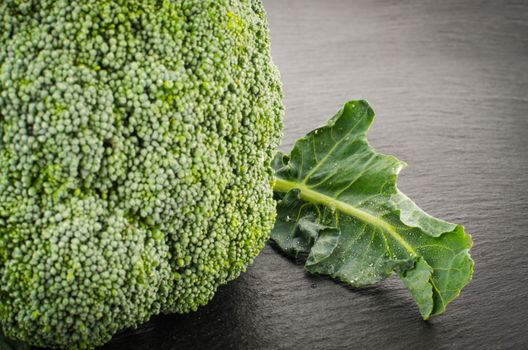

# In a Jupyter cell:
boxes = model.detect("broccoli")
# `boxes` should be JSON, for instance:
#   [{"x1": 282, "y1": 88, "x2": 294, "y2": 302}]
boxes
[{"x1": 0, "y1": 0, "x2": 283, "y2": 349}]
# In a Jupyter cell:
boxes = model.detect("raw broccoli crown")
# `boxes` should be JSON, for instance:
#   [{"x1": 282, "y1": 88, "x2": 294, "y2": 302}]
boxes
[{"x1": 0, "y1": 0, "x2": 283, "y2": 348}]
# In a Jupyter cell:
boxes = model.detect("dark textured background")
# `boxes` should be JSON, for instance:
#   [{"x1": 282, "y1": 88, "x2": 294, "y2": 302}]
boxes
[{"x1": 94, "y1": 0, "x2": 528, "y2": 349}]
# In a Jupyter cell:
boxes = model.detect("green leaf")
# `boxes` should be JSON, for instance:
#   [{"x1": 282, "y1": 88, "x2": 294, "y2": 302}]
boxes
[{"x1": 271, "y1": 100, "x2": 473, "y2": 319}]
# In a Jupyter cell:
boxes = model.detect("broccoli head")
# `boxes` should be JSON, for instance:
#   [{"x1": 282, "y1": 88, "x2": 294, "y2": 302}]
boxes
[{"x1": 0, "y1": 0, "x2": 283, "y2": 348}]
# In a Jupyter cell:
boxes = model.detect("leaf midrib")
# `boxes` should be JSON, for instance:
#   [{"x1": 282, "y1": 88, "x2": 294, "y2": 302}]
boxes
[{"x1": 273, "y1": 177, "x2": 417, "y2": 255}]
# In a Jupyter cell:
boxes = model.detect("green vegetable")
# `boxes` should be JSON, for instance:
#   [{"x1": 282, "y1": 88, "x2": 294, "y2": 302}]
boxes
[
  {"x1": 0, "y1": 0, "x2": 282, "y2": 349},
  {"x1": 271, "y1": 100, "x2": 473, "y2": 319},
  {"x1": 0, "y1": 0, "x2": 473, "y2": 348}
]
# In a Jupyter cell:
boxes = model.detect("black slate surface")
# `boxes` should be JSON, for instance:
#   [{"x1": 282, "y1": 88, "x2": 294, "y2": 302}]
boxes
[{"x1": 41, "y1": 0, "x2": 528, "y2": 349}]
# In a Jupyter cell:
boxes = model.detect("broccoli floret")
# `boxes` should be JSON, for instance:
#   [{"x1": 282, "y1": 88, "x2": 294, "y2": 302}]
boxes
[{"x1": 0, "y1": 0, "x2": 283, "y2": 348}]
